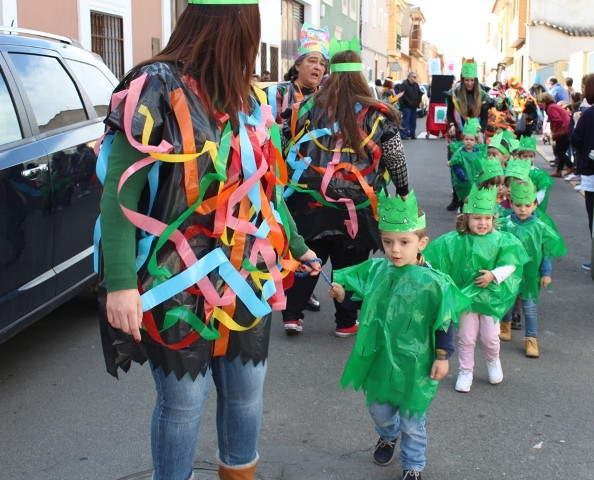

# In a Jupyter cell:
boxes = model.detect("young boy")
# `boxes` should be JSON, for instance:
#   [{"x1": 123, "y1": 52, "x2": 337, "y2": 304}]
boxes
[
  {"x1": 516, "y1": 135, "x2": 554, "y2": 211},
  {"x1": 329, "y1": 190, "x2": 470, "y2": 480},
  {"x1": 487, "y1": 130, "x2": 513, "y2": 169},
  {"x1": 449, "y1": 118, "x2": 488, "y2": 211},
  {"x1": 499, "y1": 179, "x2": 567, "y2": 356}
]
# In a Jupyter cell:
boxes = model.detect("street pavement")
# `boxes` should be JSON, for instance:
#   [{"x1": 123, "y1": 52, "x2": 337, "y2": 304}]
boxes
[{"x1": 1, "y1": 117, "x2": 593, "y2": 480}]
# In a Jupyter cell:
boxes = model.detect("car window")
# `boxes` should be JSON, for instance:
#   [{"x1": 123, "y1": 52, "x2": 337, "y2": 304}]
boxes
[
  {"x1": 66, "y1": 59, "x2": 115, "y2": 118},
  {"x1": 9, "y1": 52, "x2": 86, "y2": 133},
  {"x1": 0, "y1": 72, "x2": 22, "y2": 145}
]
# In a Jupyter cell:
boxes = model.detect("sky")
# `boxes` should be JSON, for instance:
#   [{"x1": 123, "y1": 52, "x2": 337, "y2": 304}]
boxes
[{"x1": 410, "y1": 0, "x2": 494, "y2": 60}]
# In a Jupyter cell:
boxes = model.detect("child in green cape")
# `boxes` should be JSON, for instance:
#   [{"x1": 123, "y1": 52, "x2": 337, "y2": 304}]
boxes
[
  {"x1": 423, "y1": 184, "x2": 529, "y2": 392},
  {"x1": 329, "y1": 190, "x2": 469, "y2": 480},
  {"x1": 498, "y1": 179, "x2": 567, "y2": 357}
]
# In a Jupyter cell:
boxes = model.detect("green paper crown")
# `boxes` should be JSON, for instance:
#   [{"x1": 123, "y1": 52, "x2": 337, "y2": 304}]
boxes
[
  {"x1": 510, "y1": 179, "x2": 537, "y2": 204},
  {"x1": 188, "y1": 0, "x2": 258, "y2": 4},
  {"x1": 329, "y1": 36, "x2": 362, "y2": 72},
  {"x1": 461, "y1": 58, "x2": 478, "y2": 79},
  {"x1": 488, "y1": 132, "x2": 510, "y2": 156},
  {"x1": 478, "y1": 155, "x2": 504, "y2": 183},
  {"x1": 378, "y1": 190, "x2": 426, "y2": 233},
  {"x1": 505, "y1": 158, "x2": 531, "y2": 180},
  {"x1": 518, "y1": 135, "x2": 536, "y2": 152},
  {"x1": 463, "y1": 118, "x2": 480, "y2": 136},
  {"x1": 462, "y1": 184, "x2": 497, "y2": 215}
]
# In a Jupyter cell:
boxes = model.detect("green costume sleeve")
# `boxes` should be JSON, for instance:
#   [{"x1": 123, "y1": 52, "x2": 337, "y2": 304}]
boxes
[
  {"x1": 529, "y1": 167, "x2": 553, "y2": 211},
  {"x1": 335, "y1": 259, "x2": 470, "y2": 418},
  {"x1": 100, "y1": 132, "x2": 150, "y2": 292},
  {"x1": 424, "y1": 230, "x2": 529, "y2": 320},
  {"x1": 499, "y1": 215, "x2": 567, "y2": 300}
]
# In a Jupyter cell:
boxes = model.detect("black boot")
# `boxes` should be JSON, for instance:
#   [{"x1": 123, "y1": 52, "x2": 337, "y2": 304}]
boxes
[{"x1": 446, "y1": 191, "x2": 459, "y2": 211}]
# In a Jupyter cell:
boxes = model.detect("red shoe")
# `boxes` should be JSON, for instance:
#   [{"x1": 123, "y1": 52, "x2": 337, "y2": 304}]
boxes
[
  {"x1": 283, "y1": 319, "x2": 303, "y2": 334},
  {"x1": 335, "y1": 323, "x2": 359, "y2": 337}
]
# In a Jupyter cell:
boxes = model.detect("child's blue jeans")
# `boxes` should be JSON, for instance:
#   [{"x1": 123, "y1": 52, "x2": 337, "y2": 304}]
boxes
[
  {"x1": 504, "y1": 296, "x2": 538, "y2": 337},
  {"x1": 369, "y1": 401, "x2": 427, "y2": 471}
]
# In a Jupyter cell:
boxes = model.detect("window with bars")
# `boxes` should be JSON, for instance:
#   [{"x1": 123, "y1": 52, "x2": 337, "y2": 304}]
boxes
[
  {"x1": 91, "y1": 11, "x2": 124, "y2": 79},
  {"x1": 270, "y1": 46, "x2": 279, "y2": 81},
  {"x1": 261, "y1": 42, "x2": 267, "y2": 75}
]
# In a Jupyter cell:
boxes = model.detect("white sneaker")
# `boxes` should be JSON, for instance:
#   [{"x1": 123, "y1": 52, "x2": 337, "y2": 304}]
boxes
[
  {"x1": 486, "y1": 357, "x2": 503, "y2": 384},
  {"x1": 575, "y1": 183, "x2": 583, "y2": 191},
  {"x1": 455, "y1": 369, "x2": 473, "y2": 392},
  {"x1": 564, "y1": 174, "x2": 580, "y2": 182}
]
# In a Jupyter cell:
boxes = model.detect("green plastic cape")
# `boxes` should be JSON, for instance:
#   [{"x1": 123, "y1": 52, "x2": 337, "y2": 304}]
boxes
[
  {"x1": 529, "y1": 167, "x2": 553, "y2": 211},
  {"x1": 498, "y1": 214, "x2": 567, "y2": 300},
  {"x1": 423, "y1": 230, "x2": 529, "y2": 320},
  {"x1": 449, "y1": 144, "x2": 487, "y2": 201},
  {"x1": 336, "y1": 259, "x2": 470, "y2": 418}
]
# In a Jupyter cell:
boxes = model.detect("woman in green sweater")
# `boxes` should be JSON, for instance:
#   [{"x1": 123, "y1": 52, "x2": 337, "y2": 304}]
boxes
[{"x1": 97, "y1": 2, "x2": 319, "y2": 479}]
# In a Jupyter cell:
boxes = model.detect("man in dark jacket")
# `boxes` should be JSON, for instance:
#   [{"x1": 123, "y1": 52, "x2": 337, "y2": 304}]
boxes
[{"x1": 398, "y1": 71, "x2": 423, "y2": 139}]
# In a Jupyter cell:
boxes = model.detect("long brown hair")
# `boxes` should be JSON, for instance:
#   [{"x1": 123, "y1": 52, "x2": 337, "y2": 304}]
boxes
[
  {"x1": 458, "y1": 76, "x2": 483, "y2": 119},
  {"x1": 135, "y1": 4, "x2": 261, "y2": 129},
  {"x1": 312, "y1": 50, "x2": 400, "y2": 158}
]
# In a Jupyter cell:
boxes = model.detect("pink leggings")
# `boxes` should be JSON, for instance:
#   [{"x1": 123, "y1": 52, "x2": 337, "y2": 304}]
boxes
[{"x1": 458, "y1": 312, "x2": 500, "y2": 371}]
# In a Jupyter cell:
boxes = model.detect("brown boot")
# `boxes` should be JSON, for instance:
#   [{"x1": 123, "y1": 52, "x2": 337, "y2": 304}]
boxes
[
  {"x1": 499, "y1": 321, "x2": 512, "y2": 341},
  {"x1": 218, "y1": 458, "x2": 258, "y2": 480},
  {"x1": 525, "y1": 337, "x2": 539, "y2": 358}
]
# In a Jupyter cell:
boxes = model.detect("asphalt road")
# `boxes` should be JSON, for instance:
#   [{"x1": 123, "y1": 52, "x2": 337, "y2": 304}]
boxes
[{"x1": 1, "y1": 117, "x2": 593, "y2": 480}]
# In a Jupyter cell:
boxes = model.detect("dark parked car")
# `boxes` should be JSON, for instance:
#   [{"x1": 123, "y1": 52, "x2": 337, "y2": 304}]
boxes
[{"x1": 0, "y1": 27, "x2": 118, "y2": 343}]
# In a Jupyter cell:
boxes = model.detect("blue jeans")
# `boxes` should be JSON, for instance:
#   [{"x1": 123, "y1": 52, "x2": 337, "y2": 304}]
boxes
[
  {"x1": 521, "y1": 297, "x2": 538, "y2": 337},
  {"x1": 150, "y1": 356, "x2": 267, "y2": 480},
  {"x1": 401, "y1": 108, "x2": 417, "y2": 139},
  {"x1": 368, "y1": 401, "x2": 427, "y2": 471},
  {"x1": 503, "y1": 296, "x2": 538, "y2": 337}
]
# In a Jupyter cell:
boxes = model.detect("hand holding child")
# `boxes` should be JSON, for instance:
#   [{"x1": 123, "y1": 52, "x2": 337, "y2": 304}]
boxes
[
  {"x1": 329, "y1": 283, "x2": 345, "y2": 303},
  {"x1": 474, "y1": 269, "x2": 495, "y2": 288}
]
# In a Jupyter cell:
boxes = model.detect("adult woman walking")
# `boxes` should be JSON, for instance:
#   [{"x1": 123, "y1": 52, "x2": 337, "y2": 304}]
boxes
[
  {"x1": 266, "y1": 22, "x2": 329, "y2": 124},
  {"x1": 281, "y1": 37, "x2": 409, "y2": 336},
  {"x1": 570, "y1": 73, "x2": 594, "y2": 271},
  {"x1": 97, "y1": 2, "x2": 319, "y2": 479},
  {"x1": 540, "y1": 92, "x2": 573, "y2": 177},
  {"x1": 445, "y1": 58, "x2": 493, "y2": 210}
]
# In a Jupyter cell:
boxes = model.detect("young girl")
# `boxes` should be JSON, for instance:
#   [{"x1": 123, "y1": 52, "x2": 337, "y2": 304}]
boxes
[
  {"x1": 498, "y1": 179, "x2": 567, "y2": 357},
  {"x1": 448, "y1": 118, "x2": 487, "y2": 211},
  {"x1": 424, "y1": 184, "x2": 528, "y2": 392}
]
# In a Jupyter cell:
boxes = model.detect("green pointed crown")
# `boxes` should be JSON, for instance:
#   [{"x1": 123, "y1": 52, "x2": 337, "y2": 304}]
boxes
[
  {"x1": 505, "y1": 158, "x2": 531, "y2": 180},
  {"x1": 462, "y1": 184, "x2": 497, "y2": 215},
  {"x1": 461, "y1": 58, "x2": 478, "y2": 78},
  {"x1": 518, "y1": 135, "x2": 536, "y2": 152},
  {"x1": 488, "y1": 132, "x2": 510, "y2": 156},
  {"x1": 510, "y1": 179, "x2": 537, "y2": 204},
  {"x1": 378, "y1": 190, "x2": 426, "y2": 233},
  {"x1": 478, "y1": 155, "x2": 504, "y2": 183},
  {"x1": 463, "y1": 118, "x2": 480, "y2": 136},
  {"x1": 329, "y1": 36, "x2": 362, "y2": 72},
  {"x1": 188, "y1": 0, "x2": 258, "y2": 4}
]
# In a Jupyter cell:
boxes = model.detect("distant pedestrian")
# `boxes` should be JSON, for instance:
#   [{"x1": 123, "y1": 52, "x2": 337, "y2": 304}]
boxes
[
  {"x1": 329, "y1": 191, "x2": 470, "y2": 480},
  {"x1": 546, "y1": 76, "x2": 569, "y2": 103},
  {"x1": 539, "y1": 93, "x2": 573, "y2": 177},
  {"x1": 398, "y1": 71, "x2": 423, "y2": 139}
]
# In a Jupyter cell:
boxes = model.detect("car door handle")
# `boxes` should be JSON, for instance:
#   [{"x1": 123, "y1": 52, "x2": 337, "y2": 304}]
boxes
[{"x1": 21, "y1": 164, "x2": 48, "y2": 178}]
